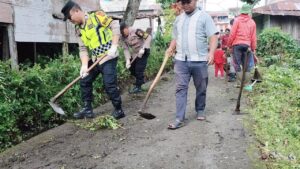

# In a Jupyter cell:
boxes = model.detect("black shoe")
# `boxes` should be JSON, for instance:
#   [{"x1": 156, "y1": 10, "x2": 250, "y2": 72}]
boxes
[
  {"x1": 73, "y1": 102, "x2": 94, "y2": 119},
  {"x1": 129, "y1": 86, "x2": 142, "y2": 94},
  {"x1": 112, "y1": 109, "x2": 125, "y2": 120}
]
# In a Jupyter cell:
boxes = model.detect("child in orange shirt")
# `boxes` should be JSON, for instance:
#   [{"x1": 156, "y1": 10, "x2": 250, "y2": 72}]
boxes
[{"x1": 214, "y1": 43, "x2": 226, "y2": 78}]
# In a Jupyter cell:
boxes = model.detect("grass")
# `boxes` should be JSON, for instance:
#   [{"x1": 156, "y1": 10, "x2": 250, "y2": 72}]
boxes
[{"x1": 246, "y1": 65, "x2": 300, "y2": 168}]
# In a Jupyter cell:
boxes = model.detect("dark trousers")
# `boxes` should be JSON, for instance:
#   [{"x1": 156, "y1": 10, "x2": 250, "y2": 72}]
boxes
[
  {"x1": 80, "y1": 58, "x2": 122, "y2": 110},
  {"x1": 129, "y1": 49, "x2": 150, "y2": 87},
  {"x1": 233, "y1": 44, "x2": 254, "y2": 72}
]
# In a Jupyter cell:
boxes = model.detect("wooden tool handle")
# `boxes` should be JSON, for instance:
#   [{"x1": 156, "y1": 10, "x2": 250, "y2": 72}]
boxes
[
  {"x1": 139, "y1": 53, "x2": 170, "y2": 111},
  {"x1": 50, "y1": 55, "x2": 106, "y2": 102}
]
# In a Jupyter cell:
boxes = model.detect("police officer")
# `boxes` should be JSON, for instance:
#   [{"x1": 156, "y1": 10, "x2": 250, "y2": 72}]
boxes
[
  {"x1": 120, "y1": 23, "x2": 152, "y2": 94},
  {"x1": 61, "y1": 1, "x2": 125, "y2": 119}
]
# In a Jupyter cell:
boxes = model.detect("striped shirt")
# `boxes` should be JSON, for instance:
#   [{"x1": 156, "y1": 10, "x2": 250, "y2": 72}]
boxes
[{"x1": 172, "y1": 9, "x2": 217, "y2": 61}]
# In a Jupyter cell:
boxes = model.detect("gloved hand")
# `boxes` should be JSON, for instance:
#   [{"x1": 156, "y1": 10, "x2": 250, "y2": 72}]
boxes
[
  {"x1": 126, "y1": 59, "x2": 131, "y2": 69},
  {"x1": 80, "y1": 64, "x2": 88, "y2": 78},
  {"x1": 107, "y1": 44, "x2": 118, "y2": 58},
  {"x1": 138, "y1": 48, "x2": 145, "y2": 58}
]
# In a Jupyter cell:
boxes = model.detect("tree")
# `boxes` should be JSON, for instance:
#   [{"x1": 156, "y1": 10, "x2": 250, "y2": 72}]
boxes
[
  {"x1": 123, "y1": 0, "x2": 142, "y2": 26},
  {"x1": 157, "y1": 0, "x2": 174, "y2": 9}
]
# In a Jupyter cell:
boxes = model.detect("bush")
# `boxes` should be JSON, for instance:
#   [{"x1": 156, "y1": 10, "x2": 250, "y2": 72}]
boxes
[
  {"x1": 0, "y1": 46, "x2": 169, "y2": 151},
  {"x1": 248, "y1": 27, "x2": 300, "y2": 168},
  {"x1": 257, "y1": 27, "x2": 300, "y2": 67},
  {"x1": 0, "y1": 6, "x2": 176, "y2": 152}
]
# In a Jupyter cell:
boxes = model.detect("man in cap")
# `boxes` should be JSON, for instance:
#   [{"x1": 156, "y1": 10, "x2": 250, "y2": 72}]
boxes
[
  {"x1": 227, "y1": 3, "x2": 256, "y2": 87},
  {"x1": 165, "y1": 0, "x2": 218, "y2": 129},
  {"x1": 61, "y1": 0, "x2": 125, "y2": 119},
  {"x1": 119, "y1": 22, "x2": 152, "y2": 94}
]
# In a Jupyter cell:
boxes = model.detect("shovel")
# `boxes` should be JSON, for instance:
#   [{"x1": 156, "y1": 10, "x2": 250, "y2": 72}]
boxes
[
  {"x1": 244, "y1": 65, "x2": 262, "y2": 91},
  {"x1": 235, "y1": 49, "x2": 251, "y2": 114},
  {"x1": 138, "y1": 52, "x2": 170, "y2": 119},
  {"x1": 49, "y1": 55, "x2": 107, "y2": 115}
]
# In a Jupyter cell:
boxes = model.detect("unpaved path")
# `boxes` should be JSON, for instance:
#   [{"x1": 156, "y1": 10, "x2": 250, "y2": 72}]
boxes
[{"x1": 0, "y1": 67, "x2": 254, "y2": 169}]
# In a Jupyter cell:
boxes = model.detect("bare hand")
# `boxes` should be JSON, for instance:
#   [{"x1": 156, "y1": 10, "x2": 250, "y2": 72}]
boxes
[
  {"x1": 207, "y1": 53, "x2": 214, "y2": 65},
  {"x1": 165, "y1": 48, "x2": 174, "y2": 57}
]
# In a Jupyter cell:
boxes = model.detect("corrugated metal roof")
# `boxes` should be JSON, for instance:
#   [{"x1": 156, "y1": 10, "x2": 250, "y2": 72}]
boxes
[{"x1": 253, "y1": 0, "x2": 300, "y2": 16}]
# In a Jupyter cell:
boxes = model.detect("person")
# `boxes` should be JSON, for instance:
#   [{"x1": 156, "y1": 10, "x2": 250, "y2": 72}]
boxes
[
  {"x1": 214, "y1": 43, "x2": 225, "y2": 79},
  {"x1": 61, "y1": 0, "x2": 125, "y2": 119},
  {"x1": 171, "y1": 0, "x2": 184, "y2": 16},
  {"x1": 220, "y1": 28, "x2": 230, "y2": 50},
  {"x1": 119, "y1": 23, "x2": 152, "y2": 94},
  {"x1": 165, "y1": 0, "x2": 218, "y2": 129},
  {"x1": 227, "y1": 3, "x2": 256, "y2": 87}
]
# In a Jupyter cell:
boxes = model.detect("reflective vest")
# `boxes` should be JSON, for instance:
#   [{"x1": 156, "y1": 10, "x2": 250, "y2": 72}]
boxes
[{"x1": 76, "y1": 11, "x2": 113, "y2": 57}]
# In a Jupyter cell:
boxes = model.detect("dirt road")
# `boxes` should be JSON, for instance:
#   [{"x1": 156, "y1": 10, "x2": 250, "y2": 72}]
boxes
[{"x1": 0, "y1": 67, "x2": 254, "y2": 169}]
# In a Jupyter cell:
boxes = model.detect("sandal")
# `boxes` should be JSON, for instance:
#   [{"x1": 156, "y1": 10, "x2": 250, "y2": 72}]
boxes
[
  {"x1": 197, "y1": 116, "x2": 206, "y2": 121},
  {"x1": 168, "y1": 120, "x2": 184, "y2": 130}
]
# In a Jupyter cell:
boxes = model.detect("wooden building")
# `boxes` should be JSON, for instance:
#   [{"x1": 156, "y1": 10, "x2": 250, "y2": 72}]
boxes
[
  {"x1": 0, "y1": 0, "x2": 162, "y2": 69},
  {"x1": 0, "y1": 0, "x2": 100, "y2": 69},
  {"x1": 253, "y1": 0, "x2": 300, "y2": 44}
]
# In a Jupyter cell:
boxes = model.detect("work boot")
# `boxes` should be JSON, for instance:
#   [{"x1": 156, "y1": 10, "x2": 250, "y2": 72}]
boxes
[
  {"x1": 112, "y1": 109, "x2": 125, "y2": 120},
  {"x1": 73, "y1": 101, "x2": 94, "y2": 119},
  {"x1": 129, "y1": 86, "x2": 142, "y2": 94}
]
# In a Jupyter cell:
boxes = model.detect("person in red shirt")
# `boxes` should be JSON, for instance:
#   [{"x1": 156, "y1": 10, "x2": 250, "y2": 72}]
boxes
[
  {"x1": 214, "y1": 43, "x2": 225, "y2": 78},
  {"x1": 220, "y1": 28, "x2": 230, "y2": 50},
  {"x1": 227, "y1": 3, "x2": 256, "y2": 86}
]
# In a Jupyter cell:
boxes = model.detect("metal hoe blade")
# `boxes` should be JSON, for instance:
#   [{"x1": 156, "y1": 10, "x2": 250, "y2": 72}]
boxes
[{"x1": 49, "y1": 101, "x2": 65, "y2": 115}]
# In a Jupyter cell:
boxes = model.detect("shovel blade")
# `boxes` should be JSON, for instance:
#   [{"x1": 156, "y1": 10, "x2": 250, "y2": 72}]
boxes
[
  {"x1": 49, "y1": 101, "x2": 65, "y2": 115},
  {"x1": 138, "y1": 110, "x2": 156, "y2": 120},
  {"x1": 139, "y1": 112, "x2": 156, "y2": 119}
]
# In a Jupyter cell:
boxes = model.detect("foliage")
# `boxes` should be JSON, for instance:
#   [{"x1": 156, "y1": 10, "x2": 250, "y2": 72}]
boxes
[
  {"x1": 153, "y1": 8, "x2": 176, "y2": 50},
  {"x1": 248, "y1": 66, "x2": 300, "y2": 168},
  {"x1": 73, "y1": 115, "x2": 120, "y2": 131},
  {"x1": 0, "y1": 42, "x2": 171, "y2": 151},
  {"x1": 257, "y1": 27, "x2": 300, "y2": 67},
  {"x1": 156, "y1": 0, "x2": 175, "y2": 9},
  {"x1": 248, "y1": 27, "x2": 300, "y2": 168}
]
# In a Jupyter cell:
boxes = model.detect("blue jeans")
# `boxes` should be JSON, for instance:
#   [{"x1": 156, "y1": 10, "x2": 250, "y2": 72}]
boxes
[
  {"x1": 174, "y1": 60, "x2": 208, "y2": 121},
  {"x1": 233, "y1": 44, "x2": 254, "y2": 72}
]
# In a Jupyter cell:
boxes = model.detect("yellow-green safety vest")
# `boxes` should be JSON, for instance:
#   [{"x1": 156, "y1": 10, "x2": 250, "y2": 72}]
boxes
[{"x1": 77, "y1": 11, "x2": 113, "y2": 57}]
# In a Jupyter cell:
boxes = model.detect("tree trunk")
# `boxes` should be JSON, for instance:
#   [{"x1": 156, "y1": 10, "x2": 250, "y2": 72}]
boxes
[
  {"x1": 123, "y1": 0, "x2": 142, "y2": 26},
  {"x1": 7, "y1": 24, "x2": 19, "y2": 70}
]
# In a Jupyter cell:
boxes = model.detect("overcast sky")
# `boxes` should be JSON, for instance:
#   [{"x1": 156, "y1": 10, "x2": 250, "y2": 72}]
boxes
[{"x1": 204, "y1": 0, "x2": 267, "y2": 11}]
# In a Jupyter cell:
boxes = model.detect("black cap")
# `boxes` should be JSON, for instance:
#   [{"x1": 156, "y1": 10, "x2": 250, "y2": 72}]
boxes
[
  {"x1": 61, "y1": 0, "x2": 77, "y2": 21},
  {"x1": 120, "y1": 22, "x2": 128, "y2": 31},
  {"x1": 177, "y1": 0, "x2": 192, "y2": 4}
]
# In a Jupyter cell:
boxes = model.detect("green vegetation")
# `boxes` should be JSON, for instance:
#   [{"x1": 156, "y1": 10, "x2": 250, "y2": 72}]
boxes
[
  {"x1": 73, "y1": 115, "x2": 121, "y2": 131},
  {"x1": 248, "y1": 28, "x2": 300, "y2": 168},
  {"x1": 0, "y1": 46, "x2": 168, "y2": 151},
  {"x1": 0, "y1": 7, "x2": 175, "y2": 152}
]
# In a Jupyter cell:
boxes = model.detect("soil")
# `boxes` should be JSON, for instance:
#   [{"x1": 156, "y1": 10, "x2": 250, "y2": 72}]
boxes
[{"x1": 0, "y1": 67, "x2": 256, "y2": 169}]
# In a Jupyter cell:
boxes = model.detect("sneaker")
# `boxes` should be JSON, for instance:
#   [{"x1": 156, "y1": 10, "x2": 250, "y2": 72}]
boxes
[
  {"x1": 129, "y1": 86, "x2": 142, "y2": 94},
  {"x1": 112, "y1": 109, "x2": 125, "y2": 119}
]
